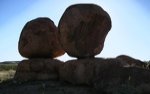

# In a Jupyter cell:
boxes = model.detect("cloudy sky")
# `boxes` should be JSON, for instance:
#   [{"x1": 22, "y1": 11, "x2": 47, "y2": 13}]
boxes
[{"x1": 0, "y1": 0, "x2": 150, "y2": 62}]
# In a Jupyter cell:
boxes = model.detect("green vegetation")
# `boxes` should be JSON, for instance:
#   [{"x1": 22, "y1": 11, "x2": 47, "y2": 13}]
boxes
[
  {"x1": 144, "y1": 61, "x2": 150, "y2": 69},
  {"x1": 144, "y1": 60, "x2": 150, "y2": 64},
  {"x1": 0, "y1": 63, "x2": 18, "y2": 71}
]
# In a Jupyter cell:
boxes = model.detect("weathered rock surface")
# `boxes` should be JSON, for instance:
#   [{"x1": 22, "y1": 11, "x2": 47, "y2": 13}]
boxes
[
  {"x1": 0, "y1": 80, "x2": 94, "y2": 94},
  {"x1": 116, "y1": 55, "x2": 147, "y2": 68},
  {"x1": 1, "y1": 79, "x2": 150, "y2": 94},
  {"x1": 58, "y1": 58, "x2": 150, "y2": 93},
  {"x1": 18, "y1": 17, "x2": 65, "y2": 58},
  {"x1": 58, "y1": 4, "x2": 111, "y2": 58},
  {"x1": 59, "y1": 57, "x2": 150, "y2": 85},
  {"x1": 59, "y1": 58, "x2": 122, "y2": 85},
  {"x1": 1, "y1": 58, "x2": 150, "y2": 94},
  {"x1": 14, "y1": 59, "x2": 63, "y2": 81}
]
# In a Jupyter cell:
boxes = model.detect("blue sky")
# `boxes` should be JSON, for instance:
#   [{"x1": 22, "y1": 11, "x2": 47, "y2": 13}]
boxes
[{"x1": 0, "y1": 0, "x2": 150, "y2": 62}]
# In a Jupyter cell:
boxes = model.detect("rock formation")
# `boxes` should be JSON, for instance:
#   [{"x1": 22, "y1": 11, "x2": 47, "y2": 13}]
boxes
[
  {"x1": 58, "y1": 4, "x2": 111, "y2": 58},
  {"x1": 59, "y1": 57, "x2": 148, "y2": 85},
  {"x1": 1, "y1": 58, "x2": 150, "y2": 94},
  {"x1": 18, "y1": 17, "x2": 65, "y2": 58},
  {"x1": 116, "y1": 55, "x2": 147, "y2": 68},
  {"x1": 16, "y1": 17, "x2": 65, "y2": 82},
  {"x1": 59, "y1": 58, "x2": 122, "y2": 85},
  {"x1": 9, "y1": 4, "x2": 150, "y2": 94},
  {"x1": 16, "y1": 4, "x2": 112, "y2": 82},
  {"x1": 14, "y1": 59, "x2": 63, "y2": 81}
]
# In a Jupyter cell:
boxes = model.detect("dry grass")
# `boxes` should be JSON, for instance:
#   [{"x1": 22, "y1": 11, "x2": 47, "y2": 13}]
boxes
[
  {"x1": 0, "y1": 70, "x2": 16, "y2": 82},
  {"x1": 0, "y1": 63, "x2": 17, "y2": 71},
  {"x1": 0, "y1": 63, "x2": 17, "y2": 83}
]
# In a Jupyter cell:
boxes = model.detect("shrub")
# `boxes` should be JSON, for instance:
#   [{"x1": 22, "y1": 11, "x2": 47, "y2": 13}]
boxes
[{"x1": 0, "y1": 64, "x2": 17, "y2": 71}]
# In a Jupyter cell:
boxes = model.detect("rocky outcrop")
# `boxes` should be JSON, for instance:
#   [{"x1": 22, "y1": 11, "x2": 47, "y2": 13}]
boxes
[
  {"x1": 14, "y1": 57, "x2": 149, "y2": 85},
  {"x1": 0, "y1": 80, "x2": 94, "y2": 94},
  {"x1": 59, "y1": 58, "x2": 121, "y2": 85},
  {"x1": 1, "y1": 58, "x2": 150, "y2": 94},
  {"x1": 18, "y1": 17, "x2": 65, "y2": 58},
  {"x1": 59, "y1": 58, "x2": 149, "y2": 85},
  {"x1": 58, "y1": 4, "x2": 111, "y2": 58},
  {"x1": 9, "y1": 3, "x2": 150, "y2": 94},
  {"x1": 116, "y1": 55, "x2": 147, "y2": 68},
  {"x1": 14, "y1": 59, "x2": 63, "y2": 81}
]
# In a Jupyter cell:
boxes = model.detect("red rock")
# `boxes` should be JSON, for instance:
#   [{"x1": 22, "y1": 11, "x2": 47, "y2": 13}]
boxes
[
  {"x1": 59, "y1": 58, "x2": 150, "y2": 85},
  {"x1": 59, "y1": 58, "x2": 123, "y2": 85},
  {"x1": 15, "y1": 60, "x2": 30, "y2": 72},
  {"x1": 58, "y1": 4, "x2": 111, "y2": 58},
  {"x1": 14, "y1": 59, "x2": 63, "y2": 82},
  {"x1": 18, "y1": 17, "x2": 65, "y2": 58}
]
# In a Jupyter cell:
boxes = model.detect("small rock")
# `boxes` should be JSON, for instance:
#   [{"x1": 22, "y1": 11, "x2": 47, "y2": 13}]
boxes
[
  {"x1": 18, "y1": 17, "x2": 65, "y2": 58},
  {"x1": 116, "y1": 55, "x2": 146, "y2": 68},
  {"x1": 58, "y1": 4, "x2": 111, "y2": 58}
]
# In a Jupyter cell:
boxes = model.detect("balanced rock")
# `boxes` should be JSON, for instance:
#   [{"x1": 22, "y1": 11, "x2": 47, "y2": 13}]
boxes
[
  {"x1": 58, "y1": 4, "x2": 111, "y2": 58},
  {"x1": 14, "y1": 59, "x2": 63, "y2": 82},
  {"x1": 19, "y1": 17, "x2": 65, "y2": 58}
]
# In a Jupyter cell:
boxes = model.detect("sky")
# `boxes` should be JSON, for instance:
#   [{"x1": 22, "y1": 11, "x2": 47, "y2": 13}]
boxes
[{"x1": 0, "y1": 0, "x2": 150, "y2": 62}]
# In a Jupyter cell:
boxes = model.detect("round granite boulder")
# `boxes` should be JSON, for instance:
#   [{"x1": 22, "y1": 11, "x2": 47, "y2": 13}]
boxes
[
  {"x1": 19, "y1": 17, "x2": 65, "y2": 58},
  {"x1": 58, "y1": 4, "x2": 111, "y2": 58}
]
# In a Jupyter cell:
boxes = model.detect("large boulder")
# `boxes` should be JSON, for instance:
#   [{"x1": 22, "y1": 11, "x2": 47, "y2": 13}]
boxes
[
  {"x1": 18, "y1": 17, "x2": 65, "y2": 58},
  {"x1": 58, "y1": 4, "x2": 111, "y2": 58},
  {"x1": 1, "y1": 58, "x2": 150, "y2": 94},
  {"x1": 14, "y1": 59, "x2": 63, "y2": 82},
  {"x1": 59, "y1": 58, "x2": 123, "y2": 85},
  {"x1": 59, "y1": 58, "x2": 150, "y2": 86}
]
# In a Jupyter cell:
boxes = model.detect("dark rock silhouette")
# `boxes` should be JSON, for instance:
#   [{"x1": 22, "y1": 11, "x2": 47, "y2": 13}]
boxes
[
  {"x1": 18, "y1": 17, "x2": 65, "y2": 58},
  {"x1": 59, "y1": 58, "x2": 121, "y2": 85},
  {"x1": 59, "y1": 57, "x2": 150, "y2": 85},
  {"x1": 2, "y1": 3, "x2": 149, "y2": 94},
  {"x1": 14, "y1": 57, "x2": 149, "y2": 85},
  {"x1": 1, "y1": 57, "x2": 150, "y2": 94},
  {"x1": 116, "y1": 55, "x2": 147, "y2": 68},
  {"x1": 14, "y1": 59, "x2": 63, "y2": 81},
  {"x1": 58, "y1": 4, "x2": 111, "y2": 58}
]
